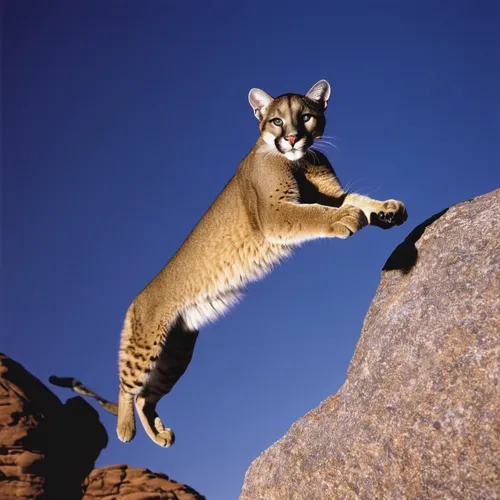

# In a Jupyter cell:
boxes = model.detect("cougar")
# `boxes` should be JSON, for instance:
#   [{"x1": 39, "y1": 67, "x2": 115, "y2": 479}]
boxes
[{"x1": 50, "y1": 80, "x2": 407, "y2": 447}]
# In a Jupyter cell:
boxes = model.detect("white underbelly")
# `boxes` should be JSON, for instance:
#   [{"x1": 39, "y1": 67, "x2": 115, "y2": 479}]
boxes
[
  {"x1": 180, "y1": 241, "x2": 293, "y2": 331},
  {"x1": 181, "y1": 288, "x2": 244, "y2": 330}
]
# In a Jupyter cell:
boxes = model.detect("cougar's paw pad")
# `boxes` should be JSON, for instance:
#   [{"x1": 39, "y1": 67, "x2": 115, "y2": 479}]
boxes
[
  {"x1": 378, "y1": 211, "x2": 395, "y2": 223},
  {"x1": 372, "y1": 200, "x2": 407, "y2": 229}
]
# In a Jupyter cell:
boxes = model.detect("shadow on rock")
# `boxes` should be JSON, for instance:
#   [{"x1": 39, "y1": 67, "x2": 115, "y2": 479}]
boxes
[
  {"x1": 26, "y1": 397, "x2": 108, "y2": 499},
  {"x1": 0, "y1": 353, "x2": 205, "y2": 499},
  {"x1": 383, "y1": 208, "x2": 448, "y2": 273}
]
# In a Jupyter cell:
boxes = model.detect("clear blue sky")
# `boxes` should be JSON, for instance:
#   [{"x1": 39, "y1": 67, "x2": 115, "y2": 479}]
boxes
[{"x1": 3, "y1": 1, "x2": 499, "y2": 498}]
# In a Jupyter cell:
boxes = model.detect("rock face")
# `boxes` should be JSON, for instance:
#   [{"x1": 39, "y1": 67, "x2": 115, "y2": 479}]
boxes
[
  {"x1": 241, "y1": 189, "x2": 500, "y2": 500},
  {"x1": 0, "y1": 354, "x2": 204, "y2": 499},
  {"x1": 0, "y1": 353, "x2": 108, "y2": 499}
]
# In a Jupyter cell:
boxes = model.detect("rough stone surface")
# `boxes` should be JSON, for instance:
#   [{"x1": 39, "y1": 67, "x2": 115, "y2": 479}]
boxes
[
  {"x1": 0, "y1": 354, "x2": 204, "y2": 499},
  {"x1": 0, "y1": 353, "x2": 108, "y2": 499},
  {"x1": 240, "y1": 189, "x2": 500, "y2": 500},
  {"x1": 83, "y1": 464, "x2": 205, "y2": 499}
]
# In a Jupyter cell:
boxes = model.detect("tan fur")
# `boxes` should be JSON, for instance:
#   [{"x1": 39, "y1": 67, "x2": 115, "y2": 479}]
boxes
[{"x1": 50, "y1": 80, "x2": 407, "y2": 447}]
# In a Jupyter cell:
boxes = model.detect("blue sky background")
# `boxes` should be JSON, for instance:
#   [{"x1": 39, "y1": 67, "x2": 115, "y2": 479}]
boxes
[{"x1": 3, "y1": 1, "x2": 499, "y2": 498}]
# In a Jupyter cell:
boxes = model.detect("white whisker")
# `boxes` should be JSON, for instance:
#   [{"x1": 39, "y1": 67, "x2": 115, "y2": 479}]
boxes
[
  {"x1": 315, "y1": 140, "x2": 339, "y2": 151},
  {"x1": 363, "y1": 184, "x2": 383, "y2": 197},
  {"x1": 319, "y1": 135, "x2": 342, "y2": 141},
  {"x1": 342, "y1": 178, "x2": 366, "y2": 193},
  {"x1": 308, "y1": 149, "x2": 320, "y2": 165},
  {"x1": 311, "y1": 144, "x2": 331, "y2": 154}
]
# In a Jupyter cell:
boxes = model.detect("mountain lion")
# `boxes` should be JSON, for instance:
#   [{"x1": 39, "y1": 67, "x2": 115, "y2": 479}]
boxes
[{"x1": 50, "y1": 80, "x2": 407, "y2": 447}]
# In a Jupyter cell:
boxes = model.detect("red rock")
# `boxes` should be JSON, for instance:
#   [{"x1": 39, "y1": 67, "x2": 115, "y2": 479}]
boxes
[
  {"x1": 0, "y1": 354, "x2": 204, "y2": 499},
  {"x1": 83, "y1": 464, "x2": 205, "y2": 499},
  {"x1": 0, "y1": 353, "x2": 108, "y2": 499}
]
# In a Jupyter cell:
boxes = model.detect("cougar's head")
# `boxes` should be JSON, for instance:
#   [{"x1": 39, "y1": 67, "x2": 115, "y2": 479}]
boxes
[{"x1": 248, "y1": 80, "x2": 330, "y2": 161}]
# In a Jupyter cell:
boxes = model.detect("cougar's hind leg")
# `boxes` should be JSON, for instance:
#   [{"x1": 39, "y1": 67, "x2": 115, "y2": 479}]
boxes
[
  {"x1": 135, "y1": 394, "x2": 175, "y2": 447},
  {"x1": 117, "y1": 387, "x2": 136, "y2": 442},
  {"x1": 135, "y1": 318, "x2": 199, "y2": 447},
  {"x1": 116, "y1": 303, "x2": 163, "y2": 443}
]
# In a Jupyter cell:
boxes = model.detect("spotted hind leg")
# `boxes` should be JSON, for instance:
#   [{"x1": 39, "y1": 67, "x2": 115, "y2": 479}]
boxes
[
  {"x1": 117, "y1": 387, "x2": 136, "y2": 442},
  {"x1": 116, "y1": 303, "x2": 162, "y2": 443},
  {"x1": 134, "y1": 319, "x2": 199, "y2": 447}
]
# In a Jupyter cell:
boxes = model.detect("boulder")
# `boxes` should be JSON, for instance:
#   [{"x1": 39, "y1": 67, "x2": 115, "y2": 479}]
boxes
[
  {"x1": 0, "y1": 353, "x2": 108, "y2": 499},
  {"x1": 83, "y1": 464, "x2": 205, "y2": 499},
  {"x1": 240, "y1": 189, "x2": 500, "y2": 499}
]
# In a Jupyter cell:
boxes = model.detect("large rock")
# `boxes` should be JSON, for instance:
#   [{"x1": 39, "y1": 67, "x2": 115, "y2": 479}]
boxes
[
  {"x1": 240, "y1": 189, "x2": 500, "y2": 499},
  {"x1": 0, "y1": 353, "x2": 108, "y2": 499},
  {"x1": 83, "y1": 464, "x2": 205, "y2": 499},
  {"x1": 0, "y1": 354, "x2": 204, "y2": 499}
]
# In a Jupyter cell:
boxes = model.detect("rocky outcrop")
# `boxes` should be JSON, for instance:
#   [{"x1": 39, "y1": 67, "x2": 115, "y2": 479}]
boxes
[
  {"x1": 0, "y1": 353, "x2": 108, "y2": 499},
  {"x1": 83, "y1": 464, "x2": 205, "y2": 499},
  {"x1": 241, "y1": 189, "x2": 500, "y2": 499},
  {"x1": 0, "y1": 354, "x2": 204, "y2": 499}
]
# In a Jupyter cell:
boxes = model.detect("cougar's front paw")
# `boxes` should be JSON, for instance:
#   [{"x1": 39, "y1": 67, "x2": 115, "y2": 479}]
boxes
[
  {"x1": 371, "y1": 200, "x2": 408, "y2": 229},
  {"x1": 330, "y1": 205, "x2": 368, "y2": 239}
]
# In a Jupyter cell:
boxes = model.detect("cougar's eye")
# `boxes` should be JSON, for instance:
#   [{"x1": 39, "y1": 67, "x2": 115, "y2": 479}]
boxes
[
  {"x1": 271, "y1": 118, "x2": 283, "y2": 126},
  {"x1": 302, "y1": 114, "x2": 312, "y2": 123}
]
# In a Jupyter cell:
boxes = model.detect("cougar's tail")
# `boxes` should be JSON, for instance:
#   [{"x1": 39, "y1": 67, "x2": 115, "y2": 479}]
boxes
[{"x1": 49, "y1": 375, "x2": 118, "y2": 415}]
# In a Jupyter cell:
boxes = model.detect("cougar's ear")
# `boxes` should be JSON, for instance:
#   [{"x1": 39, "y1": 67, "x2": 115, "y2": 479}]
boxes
[
  {"x1": 248, "y1": 88, "x2": 274, "y2": 121},
  {"x1": 305, "y1": 80, "x2": 331, "y2": 109}
]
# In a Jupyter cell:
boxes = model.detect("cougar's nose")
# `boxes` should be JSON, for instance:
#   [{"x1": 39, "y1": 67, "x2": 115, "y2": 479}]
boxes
[{"x1": 285, "y1": 135, "x2": 298, "y2": 146}]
